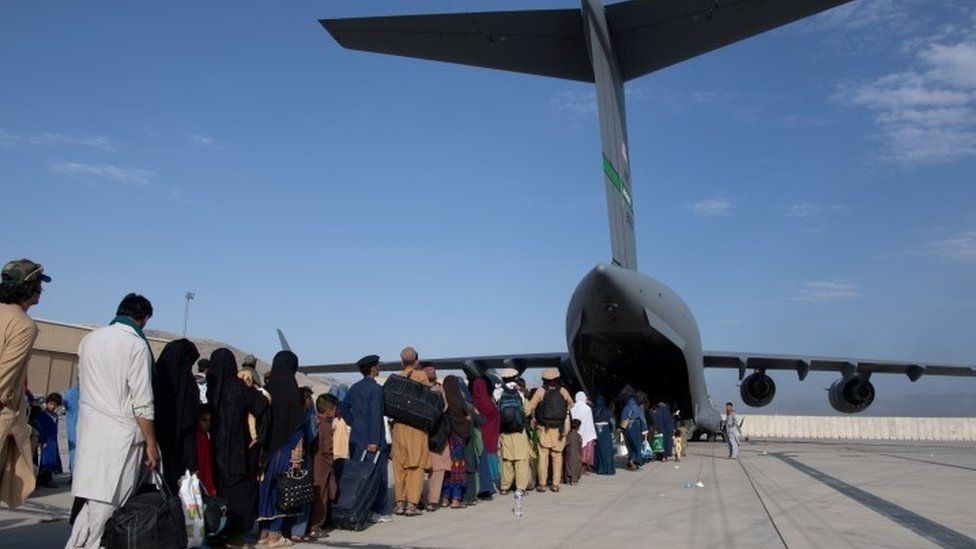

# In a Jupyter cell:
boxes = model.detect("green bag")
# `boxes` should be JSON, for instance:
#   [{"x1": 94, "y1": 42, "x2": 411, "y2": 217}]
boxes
[{"x1": 651, "y1": 433, "x2": 664, "y2": 454}]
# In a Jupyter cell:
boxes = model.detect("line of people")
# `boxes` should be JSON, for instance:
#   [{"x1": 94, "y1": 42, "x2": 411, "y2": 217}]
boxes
[
  {"x1": 0, "y1": 257, "x2": 695, "y2": 549},
  {"x1": 338, "y1": 350, "x2": 609, "y2": 524}
]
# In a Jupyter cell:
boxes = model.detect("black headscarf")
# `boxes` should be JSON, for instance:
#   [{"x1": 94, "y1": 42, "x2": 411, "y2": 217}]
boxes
[
  {"x1": 592, "y1": 395, "x2": 613, "y2": 424},
  {"x1": 152, "y1": 339, "x2": 200, "y2": 492},
  {"x1": 443, "y1": 375, "x2": 472, "y2": 441},
  {"x1": 264, "y1": 350, "x2": 305, "y2": 456},
  {"x1": 206, "y1": 349, "x2": 234, "y2": 419},
  {"x1": 209, "y1": 348, "x2": 248, "y2": 476}
]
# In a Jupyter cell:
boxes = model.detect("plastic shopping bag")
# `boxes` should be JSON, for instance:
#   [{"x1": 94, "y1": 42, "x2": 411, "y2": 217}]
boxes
[
  {"x1": 179, "y1": 470, "x2": 206, "y2": 548},
  {"x1": 640, "y1": 439, "x2": 654, "y2": 460}
]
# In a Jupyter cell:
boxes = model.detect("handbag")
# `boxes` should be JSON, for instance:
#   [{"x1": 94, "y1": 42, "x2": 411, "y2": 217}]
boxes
[
  {"x1": 202, "y1": 494, "x2": 227, "y2": 536},
  {"x1": 275, "y1": 467, "x2": 314, "y2": 513}
]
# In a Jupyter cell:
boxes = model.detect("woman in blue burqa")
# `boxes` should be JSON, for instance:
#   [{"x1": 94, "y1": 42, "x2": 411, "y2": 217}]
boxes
[
  {"x1": 620, "y1": 395, "x2": 647, "y2": 470},
  {"x1": 591, "y1": 396, "x2": 615, "y2": 475},
  {"x1": 652, "y1": 402, "x2": 675, "y2": 460}
]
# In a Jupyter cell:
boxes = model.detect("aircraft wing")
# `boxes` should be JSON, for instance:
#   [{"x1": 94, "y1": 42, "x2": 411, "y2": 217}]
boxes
[
  {"x1": 301, "y1": 352, "x2": 570, "y2": 377},
  {"x1": 320, "y1": 9, "x2": 593, "y2": 82},
  {"x1": 703, "y1": 351, "x2": 976, "y2": 382},
  {"x1": 321, "y1": 0, "x2": 853, "y2": 84}
]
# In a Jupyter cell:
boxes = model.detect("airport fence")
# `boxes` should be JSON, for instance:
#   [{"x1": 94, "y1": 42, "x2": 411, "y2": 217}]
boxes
[{"x1": 738, "y1": 415, "x2": 976, "y2": 442}]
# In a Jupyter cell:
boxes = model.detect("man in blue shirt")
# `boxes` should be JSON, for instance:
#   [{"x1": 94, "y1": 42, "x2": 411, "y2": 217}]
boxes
[{"x1": 340, "y1": 355, "x2": 391, "y2": 523}]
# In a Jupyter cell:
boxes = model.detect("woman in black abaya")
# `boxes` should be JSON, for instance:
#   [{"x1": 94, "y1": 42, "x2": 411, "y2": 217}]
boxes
[
  {"x1": 152, "y1": 338, "x2": 201, "y2": 494},
  {"x1": 209, "y1": 348, "x2": 269, "y2": 548}
]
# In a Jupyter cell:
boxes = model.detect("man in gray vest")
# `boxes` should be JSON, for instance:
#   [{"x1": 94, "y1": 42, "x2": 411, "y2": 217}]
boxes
[{"x1": 723, "y1": 402, "x2": 741, "y2": 459}]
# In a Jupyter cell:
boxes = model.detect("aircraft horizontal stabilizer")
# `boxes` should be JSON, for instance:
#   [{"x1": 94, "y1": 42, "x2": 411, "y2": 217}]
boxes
[
  {"x1": 321, "y1": 0, "x2": 854, "y2": 84},
  {"x1": 606, "y1": 0, "x2": 854, "y2": 81},
  {"x1": 320, "y1": 9, "x2": 592, "y2": 82}
]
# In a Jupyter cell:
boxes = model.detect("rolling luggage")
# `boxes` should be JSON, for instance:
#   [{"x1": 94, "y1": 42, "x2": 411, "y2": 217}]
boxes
[
  {"x1": 101, "y1": 469, "x2": 188, "y2": 549},
  {"x1": 332, "y1": 451, "x2": 381, "y2": 531},
  {"x1": 383, "y1": 374, "x2": 444, "y2": 432}
]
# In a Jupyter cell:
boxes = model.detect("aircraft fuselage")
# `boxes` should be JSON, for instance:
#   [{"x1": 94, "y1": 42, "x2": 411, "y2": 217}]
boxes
[{"x1": 566, "y1": 263, "x2": 722, "y2": 432}]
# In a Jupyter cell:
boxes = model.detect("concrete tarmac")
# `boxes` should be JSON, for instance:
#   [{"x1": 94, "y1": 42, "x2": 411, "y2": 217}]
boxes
[{"x1": 3, "y1": 439, "x2": 974, "y2": 548}]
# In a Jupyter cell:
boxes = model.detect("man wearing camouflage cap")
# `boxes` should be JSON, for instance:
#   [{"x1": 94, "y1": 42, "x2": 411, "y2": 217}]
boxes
[{"x1": 0, "y1": 258, "x2": 51, "y2": 507}]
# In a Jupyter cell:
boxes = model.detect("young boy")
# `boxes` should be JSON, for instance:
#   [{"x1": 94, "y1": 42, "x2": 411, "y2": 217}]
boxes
[
  {"x1": 309, "y1": 394, "x2": 338, "y2": 539},
  {"x1": 673, "y1": 428, "x2": 684, "y2": 463},
  {"x1": 36, "y1": 393, "x2": 63, "y2": 487},
  {"x1": 563, "y1": 419, "x2": 583, "y2": 485},
  {"x1": 195, "y1": 404, "x2": 217, "y2": 497}
]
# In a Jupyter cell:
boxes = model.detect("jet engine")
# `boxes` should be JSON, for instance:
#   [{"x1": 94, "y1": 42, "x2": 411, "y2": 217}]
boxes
[
  {"x1": 739, "y1": 372, "x2": 776, "y2": 407},
  {"x1": 828, "y1": 375, "x2": 875, "y2": 413}
]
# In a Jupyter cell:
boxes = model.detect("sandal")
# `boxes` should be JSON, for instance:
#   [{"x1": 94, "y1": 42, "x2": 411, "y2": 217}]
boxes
[
  {"x1": 393, "y1": 502, "x2": 406, "y2": 515},
  {"x1": 268, "y1": 538, "x2": 294, "y2": 548},
  {"x1": 425, "y1": 503, "x2": 439, "y2": 512},
  {"x1": 440, "y1": 498, "x2": 451, "y2": 508},
  {"x1": 404, "y1": 505, "x2": 422, "y2": 517},
  {"x1": 550, "y1": 485, "x2": 560, "y2": 493},
  {"x1": 450, "y1": 499, "x2": 467, "y2": 509},
  {"x1": 535, "y1": 486, "x2": 546, "y2": 493},
  {"x1": 499, "y1": 489, "x2": 510, "y2": 495}
]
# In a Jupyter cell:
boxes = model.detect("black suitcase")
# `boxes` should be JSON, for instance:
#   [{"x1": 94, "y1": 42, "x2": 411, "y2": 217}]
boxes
[
  {"x1": 332, "y1": 451, "x2": 381, "y2": 531},
  {"x1": 101, "y1": 469, "x2": 188, "y2": 549},
  {"x1": 383, "y1": 374, "x2": 444, "y2": 432}
]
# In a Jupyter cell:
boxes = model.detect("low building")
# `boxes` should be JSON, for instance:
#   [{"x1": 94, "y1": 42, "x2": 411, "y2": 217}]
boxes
[
  {"x1": 26, "y1": 319, "x2": 337, "y2": 400},
  {"x1": 27, "y1": 319, "x2": 170, "y2": 398}
]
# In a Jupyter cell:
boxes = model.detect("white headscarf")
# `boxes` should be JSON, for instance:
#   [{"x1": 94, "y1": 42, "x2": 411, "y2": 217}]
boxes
[{"x1": 570, "y1": 391, "x2": 597, "y2": 446}]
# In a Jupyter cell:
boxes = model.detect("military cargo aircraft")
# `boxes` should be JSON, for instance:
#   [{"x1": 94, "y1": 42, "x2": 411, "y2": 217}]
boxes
[{"x1": 301, "y1": 0, "x2": 975, "y2": 434}]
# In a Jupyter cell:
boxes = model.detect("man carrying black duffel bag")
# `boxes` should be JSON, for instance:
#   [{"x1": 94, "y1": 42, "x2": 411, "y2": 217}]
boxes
[
  {"x1": 67, "y1": 294, "x2": 162, "y2": 549},
  {"x1": 389, "y1": 347, "x2": 432, "y2": 517}
]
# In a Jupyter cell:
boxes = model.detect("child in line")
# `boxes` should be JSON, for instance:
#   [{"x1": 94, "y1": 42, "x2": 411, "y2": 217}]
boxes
[
  {"x1": 36, "y1": 393, "x2": 63, "y2": 488},
  {"x1": 195, "y1": 404, "x2": 217, "y2": 497},
  {"x1": 563, "y1": 419, "x2": 583, "y2": 485},
  {"x1": 309, "y1": 394, "x2": 338, "y2": 540},
  {"x1": 673, "y1": 428, "x2": 684, "y2": 462}
]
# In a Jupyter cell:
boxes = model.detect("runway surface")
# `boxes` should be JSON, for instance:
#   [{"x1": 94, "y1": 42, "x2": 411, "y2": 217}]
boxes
[{"x1": 3, "y1": 439, "x2": 974, "y2": 548}]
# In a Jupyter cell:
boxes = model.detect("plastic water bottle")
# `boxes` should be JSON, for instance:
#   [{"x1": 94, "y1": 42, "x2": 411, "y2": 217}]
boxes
[{"x1": 513, "y1": 490, "x2": 524, "y2": 519}]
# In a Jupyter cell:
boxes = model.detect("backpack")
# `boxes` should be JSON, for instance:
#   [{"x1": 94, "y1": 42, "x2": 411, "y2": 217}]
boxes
[
  {"x1": 498, "y1": 389, "x2": 526, "y2": 433},
  {"x1": 536, "y1": 387, "x2": 568, "y2": 429}
]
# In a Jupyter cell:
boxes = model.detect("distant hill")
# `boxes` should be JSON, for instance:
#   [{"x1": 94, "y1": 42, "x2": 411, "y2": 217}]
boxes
[{"x1": 145, "y1": 329, "x2": 339, "y2": 393}]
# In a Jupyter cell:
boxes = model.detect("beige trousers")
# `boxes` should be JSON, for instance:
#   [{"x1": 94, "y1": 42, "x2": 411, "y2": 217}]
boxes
[
  {"x1": 393, "y1": 462, "x2": 425, "y2": 506},
  {"x1": 537, "y1": 446, "x2": 563, "y2": 487},
  {"x1": 426, "y1": 470, "x2": 445, "y2": 505},
  {"x1": 501, "y1": 458, "x2": 529, "y2": 492}
]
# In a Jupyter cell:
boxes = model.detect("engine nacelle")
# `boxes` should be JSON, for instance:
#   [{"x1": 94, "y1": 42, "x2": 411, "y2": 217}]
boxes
[
  {"x1": 740, "y1": 372, "x2": 776, "y2": 407},
  {"x1": 828, "y1": 375, "x2": 875, "y2": 413}
]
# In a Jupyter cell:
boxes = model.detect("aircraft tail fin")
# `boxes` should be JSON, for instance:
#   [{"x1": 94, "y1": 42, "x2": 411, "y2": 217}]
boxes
[
  {"x1": 321, "y1": 0, "x2": 854, "y2": 271},
  {"x1": 276, "y1": 329, "x2": 292, "y2": 352}
]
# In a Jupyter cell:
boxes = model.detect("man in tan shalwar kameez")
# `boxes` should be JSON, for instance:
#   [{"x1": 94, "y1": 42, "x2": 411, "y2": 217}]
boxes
[
  {"x1": 391, "y1": 347, "x2": 431, "y2": 516},
  {"x1": 526, "y1": 368, "x2": 574, "y2": 493},
  {"x1": 496, "y1": 368, "x2": 531, "y2": 494},
  {"x1": 0, "y1": 259, "x2": 50, "y2": 508}
]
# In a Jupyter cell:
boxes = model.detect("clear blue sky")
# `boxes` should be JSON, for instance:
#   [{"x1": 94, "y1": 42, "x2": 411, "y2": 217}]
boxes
[{"x1": 3, "y1": 1, "x2": 974, "y2": 413}]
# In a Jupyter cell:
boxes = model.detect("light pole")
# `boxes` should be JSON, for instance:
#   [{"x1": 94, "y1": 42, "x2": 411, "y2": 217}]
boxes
[{"x1": 182, "y1": 291, "x2": 195, "y2": 337}]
